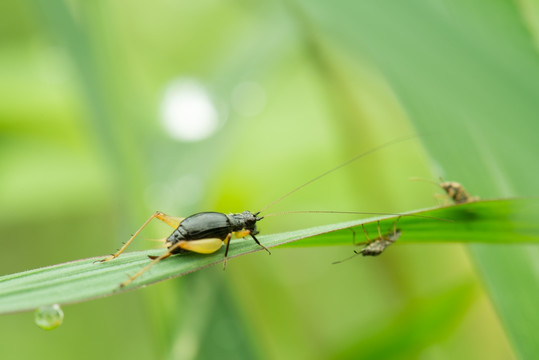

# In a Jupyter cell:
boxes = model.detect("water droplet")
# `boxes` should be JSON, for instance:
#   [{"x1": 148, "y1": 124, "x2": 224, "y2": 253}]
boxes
[{"x1": 35, "y1": 304, "x2": 64, "y2": 330}]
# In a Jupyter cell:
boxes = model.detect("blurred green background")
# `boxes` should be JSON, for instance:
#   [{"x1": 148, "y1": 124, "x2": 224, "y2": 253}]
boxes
[{"x1": 2, "y1": 0, "x2": 538, "y2": 359}]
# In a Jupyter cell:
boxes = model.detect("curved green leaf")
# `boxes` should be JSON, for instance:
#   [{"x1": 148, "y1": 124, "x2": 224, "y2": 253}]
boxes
[{"x1": 0, "y1": 198, "x2": 537, "y2": 314}]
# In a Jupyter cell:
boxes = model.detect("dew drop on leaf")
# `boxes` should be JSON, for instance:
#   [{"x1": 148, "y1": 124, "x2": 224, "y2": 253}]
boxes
[{"x1": 34, "y1": 304, "x2": 64, "y2": 330}]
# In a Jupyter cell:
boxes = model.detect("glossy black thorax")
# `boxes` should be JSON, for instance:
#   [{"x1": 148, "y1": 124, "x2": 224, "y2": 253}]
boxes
[{"x1": 166, "y1": 211, "x2": 260, "y2": 253}]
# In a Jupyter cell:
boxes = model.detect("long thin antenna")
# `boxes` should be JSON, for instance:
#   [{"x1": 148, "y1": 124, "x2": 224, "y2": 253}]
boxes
[
  {"x1": 263, "y1": 210, "x2": 451, "y2": 222},
  {"x1": 257, "y1": 134, "x2": 419, "y2": 214}
]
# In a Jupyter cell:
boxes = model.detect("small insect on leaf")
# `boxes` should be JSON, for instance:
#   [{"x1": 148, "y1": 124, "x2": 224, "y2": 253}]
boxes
[
  {"x1": 410, "y1": 177, "x2": 479, "y2": 204},
  {"x1": 333, "y1": 219, "x2": 402, "y2": 264},
  {"x1": 439, "y1": 181, "x2": 479, "y2": 204}
]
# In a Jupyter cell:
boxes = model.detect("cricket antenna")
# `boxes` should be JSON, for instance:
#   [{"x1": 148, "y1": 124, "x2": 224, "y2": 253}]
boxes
[
  {"x1": 257, "y1": 134, "x2": 419, "y2": 214},
  {"x1": 263, "y1": 210, "x2": 452, "y2": 223}
]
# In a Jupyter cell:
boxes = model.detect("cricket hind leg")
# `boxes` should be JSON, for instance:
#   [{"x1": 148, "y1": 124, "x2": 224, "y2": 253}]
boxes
[
  {"x1": 121, "y1": 237, "x2": 224, "y2": 287},
  {"x1": 98, "y1": 211, "x2": 185, "y2": 263},
  {"x1": 119, "y1": 238, "x2": 213, "y2": 288},
  {"x1": 120, "y1": 247, "x2": 175, "y2": 288}
]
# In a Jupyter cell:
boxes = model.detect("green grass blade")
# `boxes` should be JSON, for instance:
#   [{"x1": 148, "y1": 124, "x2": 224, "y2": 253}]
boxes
[
  {"x1": 0, "y1": 198, "x2": 537, "y2": 314},
  {"x1": 288, "y1": 198, "x2": 539, "y2": 247}
]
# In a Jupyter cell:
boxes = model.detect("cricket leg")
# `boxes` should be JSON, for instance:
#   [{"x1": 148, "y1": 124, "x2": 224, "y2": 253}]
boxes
[{"x1": 99, "y1": 211, "x2": 184, "y2": 263}]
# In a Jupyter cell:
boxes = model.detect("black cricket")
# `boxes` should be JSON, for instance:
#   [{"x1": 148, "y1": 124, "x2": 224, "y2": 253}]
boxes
[{"x1": 99, "y1": 136, "x2": 417, "y2": 287}]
